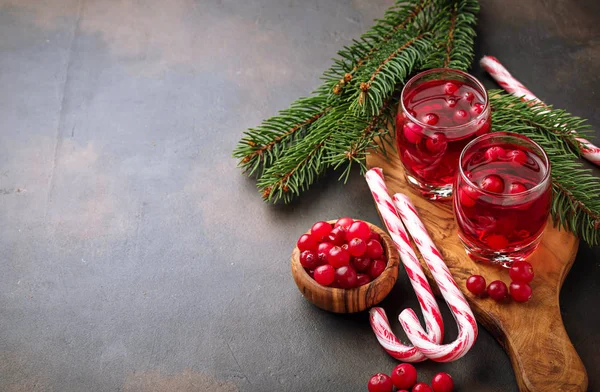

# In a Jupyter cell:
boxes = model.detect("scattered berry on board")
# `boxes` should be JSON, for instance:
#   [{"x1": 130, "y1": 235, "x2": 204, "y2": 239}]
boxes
[
  {"x1": 487, "y1": 280, "x2": 508, "y2": 301},
  {"x1": 466, "y1": 275, "x2": 486, "y2": 296},
  {"x1": 413, "y1": 382, "x2": 434, "y2": 392},
  {"x1": 431, "y1": 372, "x2": 454, "y2": 392},
  {"x1": 367, "y1": 373, "x2": 394, "y2": 392},
  {"x1": 509, "y1": 261, "x2": 534, "y2": 283},
  {"x1": 391, "y1": 363, "x2": 418, "y2": 390},
  {"x1": 510, "y1": 282, "x2": 533, "y2": 303}
]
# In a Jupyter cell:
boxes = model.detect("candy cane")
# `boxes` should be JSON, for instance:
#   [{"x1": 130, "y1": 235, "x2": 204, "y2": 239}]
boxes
[
  {"x1": 393, "y1": 194, "x2": 478, "y2": 362},
  {"x1": 480, "y1": 55, "x2": 600, "y2": 166},
  {"x1": 365, "y1": 168, "x2": 444, "y2": 362}
]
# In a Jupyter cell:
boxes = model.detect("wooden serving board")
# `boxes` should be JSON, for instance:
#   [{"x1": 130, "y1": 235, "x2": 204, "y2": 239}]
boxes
[{"x1": 366, "y1": 139, "x2": 588, "y2": 392}]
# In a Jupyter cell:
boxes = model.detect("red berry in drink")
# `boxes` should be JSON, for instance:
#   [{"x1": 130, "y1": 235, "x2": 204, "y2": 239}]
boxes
[
  {"x1": 484, "y1": 146, "x2": 506, "y2": 162},
  {"x1": 458, "y1": 186, "x2": 477, "y2": 208},
  {"x1": 368, "y1": 373, "x2": 394, "y2": 392},
  {"x1": 431, "y1": 372, "x2": 454, "y2": 392},
  {"x1": 509, "y1": 182, "x2": 528, "y2": 194},
  {"x1": 311, "y1": 221, "x2": 332, "y2": 241},
  {"x1": 509, "y1": 260, "x2": 534, "y2": 283},
  {"x1": 297, "y1": 234, "x2": 318, "y2": 252},
  {"x1": 486, "y1": 234, "x2": 508, "y2": 250},
  {"x1": 370, "y1": 231, "x2": 381, "y2": 242},
  {"x1": 487, "y1": 280, "x2": 508, "y2": 301},
  {"x1": 346, "y1": 221, "x2": 371, "y2": 242},
  {"x1": 510, "y1": 282, "x2": 533, "y2": 302},
  {"x1": 365, "y1": 239, "x2": 384, "y2": 259},
  {"x1": 453, "y1": 109, "x2": 470, "y2": 124},
  {"x1": 391, "y1": 363, "x2": 417, "y2": 390},
  {"x1": 466, "y1": 275, "x2": 486, "y2": 296},
  {"x1": 368, "y1": 258, "x2": 386, "y2": 279},
  {"x1": 506, "y1": 149, "x2": 527, "y2": 165},
  {"x1": 444, "y1": 81, "x2": 459, "y2": 95},
  {"x1": 403, "y1": 122, "x2": 423, "y2": 144},
  {"x1": 356, "y1": 273, "x2": 371, "y2": 286},
  {"x1": 348, "y1": 238, "x2": 367, "y2": 257},
  {"x1": 351, "y1": 256, "x2": 371, "y2": 272},
  {"x1": 464, "y1": 91, "x2": 475, "y2": 102},
  {"x1": 327, "y1": 226, "x2": 346, "y2": 246},
  {"x1": 300, "y1": 250, "x2": 319, "y2": 269},
  {"x1": 335, "y1": 217, "x2": 354, "y2": 229},
  {"x1": 425, "y1": 132, "x2": 447, "y2": 153},
  {"x1": 472, "y1": 102, "x2": 484, "y2": 115},
  {"x1": 313, "y1": 264, "x2": 335, "y2": 286},
  {"x1": 317, "y1": 242, "x2": 334, "y2": 264},
  {"x1": 480, "y1": 175, "x2": 504, "y2": 193},
  {"x1": 446, "y1": 97, "x2": 458, "y2": 108},
  {"x1": 413, "y1": 383, "x2": 433, "y2": 392},
  {"x1": 335, "y1": 265, "x2": 358, "y2": 289},
  {"x1": 328, "y1": 246, "x2": 350, "y2": 268},
  {"x1": 423, "y1": 113, "x2": 439, "y2": 125}
]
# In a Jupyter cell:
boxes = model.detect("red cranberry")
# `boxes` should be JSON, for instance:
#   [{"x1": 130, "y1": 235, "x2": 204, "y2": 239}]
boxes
[
  {"x1": 346, "y1": 221, "x2": 371, "y2": 242},
  {"x1": 403, "y1": 122, "x2": 423, "y2": 144},
  {"x1": 351, "y1": 256, "x2": 371, "y2": 272},
  {"x1": 335, "y1": 217, "x2": 354, "y2": 229},
  {"x1": 509, "y1": 182, "x2": 528, "y2": 194},
  {"x1": 391, "y1": 363, "x2": 417, "y2": 390},
  {"x1": 423, "y1": 113, "x2": 439, "y2": 125},
  {"x1": 368, "y1": 259, "x2": 386, "y2": 279},
  {"x1": 509, "y1": 261, "x2": 534, "y2": 283},
  {"x1": 327, "y1": 226, "x2": 346, "y2": 246},
  {"x1": 300, "y1": 250, "x2": 319, "y2": 269},
  {"x1": 365, "y1": 239, "x2": 384, "y2": 259},
  {"x1": 444, "y1": 82, "x2": 459, "y2": 95},
  {"x1": 487, "y1": 280, "x2": 508, "y2": 301},
  {"x1": 472, "y1": 102, "x2": 484, "y2": 115},
  {"x1": 335, "y1": 266, "x2": 358, "y2": 289},
  {"x1": 413, "y1": 383, "x2": 433, "y2": 392},
  {"x1": 425, "y1": 133, "x2": 447, "y2": 153},
  {"x1": 311, "y1": 221, "x2": 332, "y2": 241},
  {"x1": 368, "y1": 373, "x2": 394, "y2": 392},
  {"x1": 356, "y1": 273, "x2": 371, "y2": 286},
  {"x1": 446, "y1": 97, "x2": 458, "y2": 108},
  {"x1": 510, "y1": 282, "x2": 533, "y2": 302},
  {"x1": 464, "y1": 91, "x2": 475, "y2": 102},
  {"x1": 313, "y1": 264, "x2": 335, "y2": 286},
  {"x1": 348, "y1": 238, "x2": 367, "y2": 257},
  {"x1": 453, "y1": 109, "x2": 470, "y2": 124},
  {"x1": 466, "y1": 275, "x2": 486, "y2": 296},
  {"x1": 431, "y1": 372, "x2": 454, "y2": 392},
  {"x1": 506, "y1": 149, "x2": 527, "y2": 165},
  {"x1": 328, "y1": 246, "x2": 350, "y2": 268},
  {"x1": 369, "y1": 231, "x2": 381, "y2": 242},
  {"x1": 317, "y1": 242, "x2": 334, "y2": 264},
  {"x1": 486, "y1": 234, "x2": 508, "y2": 250},
  {"x1": 484, "y1": 146, "x2": 506, "y2": 162},
  {"x1": 297, "y1": 233, "x2": 318, "y2": 252},
  {"x1": 458, "y1": 186, "x2": 478, "y2": 208},
  {"x1": 480, "y1": 175, "x2": 505, "y2": 193}
]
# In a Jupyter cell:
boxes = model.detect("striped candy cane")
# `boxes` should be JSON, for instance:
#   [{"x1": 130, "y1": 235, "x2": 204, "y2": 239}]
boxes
[
  {"x1": 480, "y1": 55, "x2": 600, "y2": 166},
  {"x1": 393, "y1": 194, "x2": 478, "y2": 362},
  {"x1": 365, "y1": 168, "x2": 444, "y2": 362}
]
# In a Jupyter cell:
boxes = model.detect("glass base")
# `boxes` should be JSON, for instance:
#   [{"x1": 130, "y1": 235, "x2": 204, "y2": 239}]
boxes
[
  {"x1": 405, "y1": 173, "x2": 453, "y2": 201},
  {"x1": 458, "y1": 232, "x2": 542, "y2": 267}
]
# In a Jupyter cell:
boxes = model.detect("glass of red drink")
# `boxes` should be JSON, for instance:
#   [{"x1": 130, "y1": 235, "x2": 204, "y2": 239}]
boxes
[
  {"x1": 454, "y1": 132, "x2": 552, "y2": 265},
  {"x1": 397, "y1": 69, "x2": 491, "y2": 200}
]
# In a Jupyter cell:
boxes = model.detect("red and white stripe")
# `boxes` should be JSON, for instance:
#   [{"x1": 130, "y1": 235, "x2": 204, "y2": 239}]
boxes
[
  {"x1": 365, "y1": 168, "x2": 444, "y2": 362},
  {"x1": 393, "y1": 194, "x2": 478, "y2": 362},
  {"x1": 480, "y1": 55, "x2": 600, "y2": 166}
]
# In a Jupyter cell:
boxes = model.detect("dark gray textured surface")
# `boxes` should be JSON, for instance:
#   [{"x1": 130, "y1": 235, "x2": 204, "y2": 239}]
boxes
[{"x1": 0, "y1": 1, "x2": 598, "y2": 391}]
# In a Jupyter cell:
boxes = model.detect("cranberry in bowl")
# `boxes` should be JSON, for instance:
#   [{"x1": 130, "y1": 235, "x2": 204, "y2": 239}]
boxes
[
  {"x1": 397, "y1": 68, "x2": 491, "y2": 200},
  {"x1": 291, "y1": 218, "x2": 399, "y2": 313}
]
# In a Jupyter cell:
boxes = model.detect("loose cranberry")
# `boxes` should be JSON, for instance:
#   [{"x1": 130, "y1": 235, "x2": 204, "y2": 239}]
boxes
[
  {"x1": 509, "y1": 182, "x2": 528, "y2": 194},
  {"x1": 453, "y1": 109, "x2": 470, "y2": 124},
  {"x1": 300, "y1": 250, "x2": 319, "y2": 269},
  {"x1": 423, "y1": 113, "x2": 439, "y2": 125},
  {"x1": 431, "y1": 372, "x2": 454, "y2": 392},
  {"x1": 335, "y1": 265, "x2": 358, "y2": 289},
  {"x1": 472, "y1": 102, "x2": 484, "y2": 115},
  {"x1": 464, "y1": 91, "x2": 475, "y2": 102},
  {"x1": 403, "y1": 122, "x2": 423, "y2": 144},
  {"x1": 346, "y1": 221, "x2": 371, "y2": 242},
  {"x1": 486, "y1": 234, "x2": 508, "y2": 250},
  {"x1": 391, "y1": 363, "x2": 417, "y2": 390},
  {"x1": 356, "y1": 273, "x2": 371, "y2": 286},
  {"x1": 368, "y1": 373, "x2": 394, "y2": 392},
  {"x1": 368, "y1": 259, "x2": 386, "y2": 279},
  {"x1": 317, "y1": 242, "x2": 334, "y2": 264},
  {"x1": 313, "y1": 264, "x2": 335, "y2": 286},
  {"x1": 311, "y1": 221, "x2": 332, "y2": 241},
  {"x1": 510, "y1": 282, "x2": 533, "y2": 302},
  {"x1": 458, "y1": 186, "x2": 477, "y2": 208},
  {"x1": 484, "y1": 146, "x2": 506, "y2": 162},
  {"x1": 425, "y1": 133, "x2": 447, "y2": 153},
  {"x1": 506, "y1": 149, "x2": 527, "y2": 165},
  {"x1": 297, "y1": 233, "x2": 318, "y2": 252},
  {"x1": 480, "y1": 174, "x2": 504, "y2": 193},
  {"x1": 370, "y1": 231, "x2": 381, "y2": 242},
  {"x1": 413, "y1": 383, "x2": 433, "y2": 392},
  {"x1": 444, "y1": 82, "x2": 459, "y2": 95},
  {"x1": 328, "y1": 246, "x2": 350, "y2": 268},
  {"x1": 509, "y1": 261, "x2": 534, "y2": 283},
  {"x1": 327, "y1": 226, "x2": 346, "y2": 246},
  {"x1": 365, "y1": 239, "x2": 384, "y2": 259},
  {"x1": 446, "y1": 97, "x2": 458, "y2": 108},
  {"x1": 335, "y1": 217, "x2": 354, "y2": 229},
  {"x1": 351, "y1": 256, "x2": 371, "y2": 272},
  {"x1": 487, "y1": 280, "x2": 508, "y2": 301},
  {"x1": 348, "y1": 238, "x2": 367, "y2": 257},
  {"x1": 466, "y1": 275, "x2": 486, "y2": 296}
]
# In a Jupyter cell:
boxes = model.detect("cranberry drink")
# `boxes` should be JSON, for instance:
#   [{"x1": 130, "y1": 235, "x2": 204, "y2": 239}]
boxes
[
  {"x1": 454, "y1": 132, "x2": 551, "y2": 264},
  {"x1": 397, "y1": 69, "x2": 491, "y2": 200}
]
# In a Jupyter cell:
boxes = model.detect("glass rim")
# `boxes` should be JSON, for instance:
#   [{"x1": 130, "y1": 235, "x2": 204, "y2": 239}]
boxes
[
  {"x1": 400, "y1": 68, "x2": 490, "y2": 131},
  {"x1": 458, "y1": 131, "x2": 551, "y2": 197}
]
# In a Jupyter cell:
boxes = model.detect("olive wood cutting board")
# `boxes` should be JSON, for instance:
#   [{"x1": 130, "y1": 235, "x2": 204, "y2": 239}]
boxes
[{"x1": 366, "y1": 138, "x2": 587, "y2": 392}]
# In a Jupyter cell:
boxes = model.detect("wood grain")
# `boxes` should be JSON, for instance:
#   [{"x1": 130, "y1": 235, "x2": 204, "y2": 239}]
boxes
[
  {"x1": 366, "y1": 139, "x2": 588, "y2": 392},
  {"x1": 291, "y1": 221, "x2": 400, "y2": 313}
]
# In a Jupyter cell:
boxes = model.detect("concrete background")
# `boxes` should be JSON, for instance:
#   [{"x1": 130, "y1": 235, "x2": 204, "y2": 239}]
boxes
[{"x1": 0, "y1": 0, "x2": 598, "y2": 391}]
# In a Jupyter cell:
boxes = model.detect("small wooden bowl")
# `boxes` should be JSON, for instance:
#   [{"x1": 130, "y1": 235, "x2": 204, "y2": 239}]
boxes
[{"x1": 291, "y1": 220, "x2": 400, "y2": 313}]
